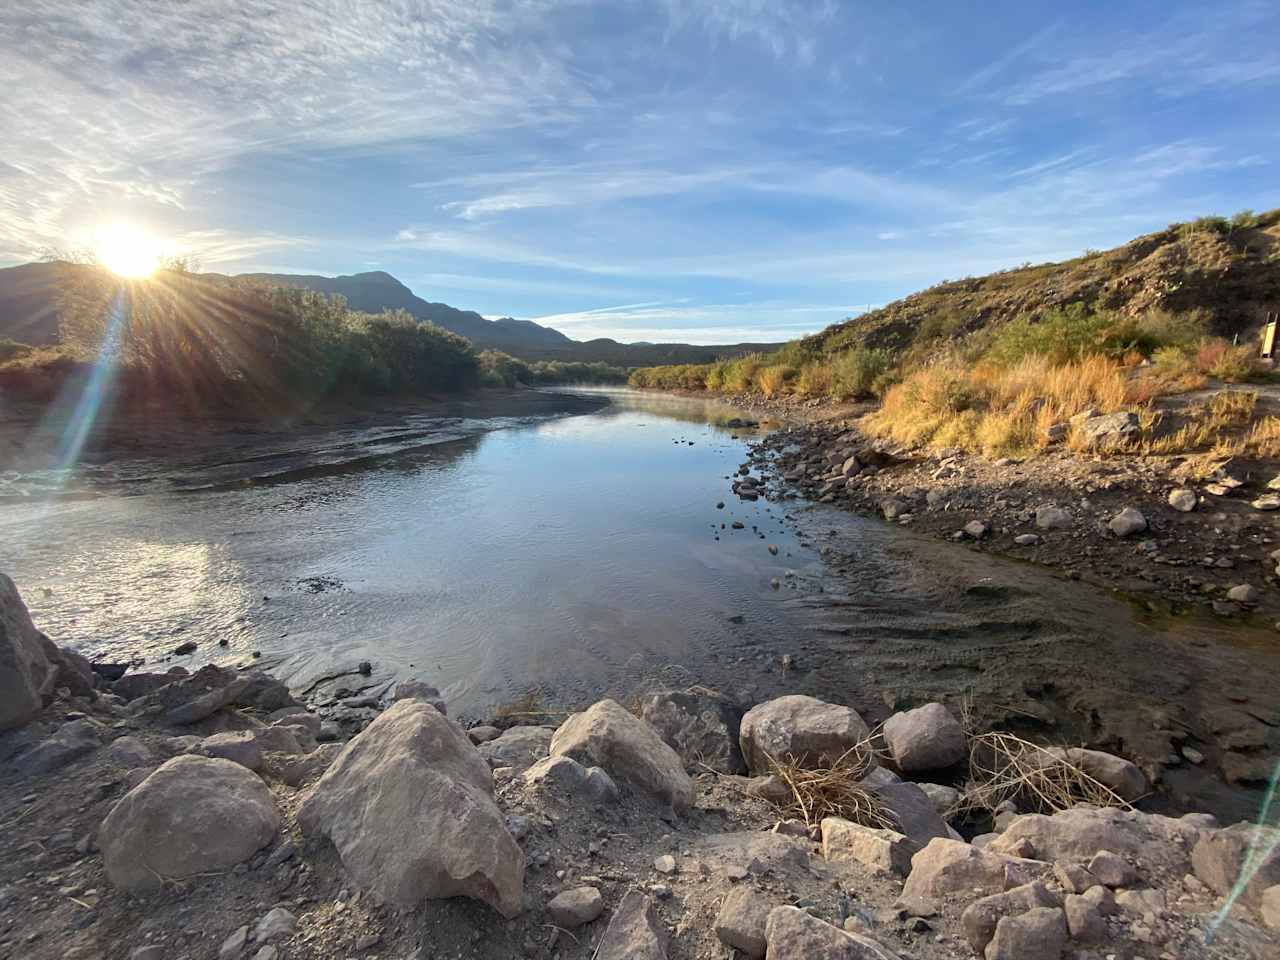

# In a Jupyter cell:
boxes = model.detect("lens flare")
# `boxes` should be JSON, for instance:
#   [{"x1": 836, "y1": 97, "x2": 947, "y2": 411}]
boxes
[{"x1": 93, "y1": 222, "x2": 162, "y2": 278}]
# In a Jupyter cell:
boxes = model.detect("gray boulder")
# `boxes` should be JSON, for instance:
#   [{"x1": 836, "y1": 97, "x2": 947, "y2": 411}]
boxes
[
  {"x1": 477, "y1": 725, "x2": 553, "y2": 772},
  {"x1": 960, "y1": 881, "x2": 1060, "y2": 953},
  {"x1": 1191, "y1": 823, "x2": 1280, "y2": 910},
  {"x1": 0, "y1": 573, "x2": 55, "y2": 730},
  {"x1": 1168, "y1": 488, "x2": 1198, "y2": 512},
  {"x1": 550, "y1": 699, "x2": 693, "y2": 814},
  {"x1": 739, "y1": 695, "x2": 871, "y2": 775},
  {"x1": 100, "y1": 755, "x2": 279, "y2": 892},
  {"x1": 1035, "y1": 506, "x2": 1072, "y2": 530},
  {"x1": 881, "y1": 702, "x2": 966, "y2": 772},
  {"x1": 1076, "y1": 412, "x2": 1138, "y2": 447},
  {"x1": 298, "y1": 700, "x2": 523, "y2": 917},
  {"x1": 1108, "y1": 507, "x2": 1148, "y2": 538},
  {"x1": 13, "y1": 718, "x2": 103, "y2": 775},
  {"x1": 764, "y1": 906, "x2": 898, "y2": 959},
  {"x1": 279, "y1": 743, "x2": 342, "y2": 788},
  {"x1": 985, "y1": 906, "x2": 1067, "y2": 960},
  {"x1": 869, "y1": 781, "x2": 951, "y2": 848},
  {"x1": 989, "y1": 807, "x2": 1202, "y2": 875},
  {"x1": 112, "y1": 669, "x2": 187, "y2": 701},
  {"x1": 595, "y1": 890, "x2": 667, "y2": 960},
  {"x1": 715, "y1": 887, "x2": 771, "y2": 958},
  {"x1": 392, "y1": 679, "x2": 447, "y2": 715},
  {"x1": 902, "y1": 838, "x2": 1043, "y2": 899},
  {"x1": 547, "y1": 886, "x2": 604, "y2": 928},
  {"x1": 522, "y1": 755, "x2": 619, "y2": 804},
  {"x1": 639, "y1": 685, "x2": 745, "y2": 774},
  {"x1": 195, "y1": 731, "x2": 265, "y2": 771}
]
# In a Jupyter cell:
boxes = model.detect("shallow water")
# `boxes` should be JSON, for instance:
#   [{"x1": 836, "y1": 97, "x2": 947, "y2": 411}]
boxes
[{"x1": 0, "y1": 389, "x2": 824, "y2": 713}]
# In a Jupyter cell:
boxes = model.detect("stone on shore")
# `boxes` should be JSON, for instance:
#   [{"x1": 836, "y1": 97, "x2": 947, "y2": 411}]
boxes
[
  {"x1": 738, "y1": 695, "x2": 871, "y2": 775},
  {"x1": 1168, "y1": 488, "x2": 1198, "y2": 512},
  {"x1": 279, "y1": 743, "x2": 342, "y2": 788},
  {"x1": 1191, "y1": 823, "x2": 1280, "y2": 911},
  {"x1": 391, "y1": 679, "x2": 447, "y2": 715},
  {"x1": 522, "y1": 755, "x2": 620, "y2": 804},
  {"x1": 1076, "y1": 411, "x2": 1138, "y2": 447},
  {"x1": 195, "y1": 731, "x2": 265, "y2": 771},
  {"x1": 298, "y1": 699, "x2": 524, "y2": 917},
  {"x1": 477, "y1": 725, "x2": 554, "y2": 772},
  {"x1": 984, "y1": 906, "x2": 1067, "y2": 960},
  {"x1": 639, "y1": 685, "x2": 745, "y2": 774},
  {"x1": 594, "y1": 890, "x2": 667, "y2": 960},
  {"x1": 14, "y1": 718, "x2": 103, "y2": 775},
  {"x1": 100, "y1": 755, "x2": 280, "y2": 892},
  {"x1": 821, "y1": 817, "x2": 914, "y2": 877},
  {"x1": 1036, "y1": 746, "x2": 1147, "y2": 801},
  {"x1": 0, "y1": 573, "x2": 56, "y2": 731},
  {"x1": 989, "y1": 807, "x2": 1202, "y2": 874},
  {"x1": 1035, "y1": 506, "x2": 1072, "y2": 530},
  {"x1": 715, "y1": 887, "x2": 770, "y2": 958},
  {"x1": 764, "y1": 906, "x2": 898, "y2": 959},
  {"x1": 881, "y1": 702, "x2": 966, "y2": 772},
  {"x1": 550, "y1": 699, "x2": 693, "y2": 814},
  {"x1": 547, "y1": 886, "x2": 604, "y2": 928},
  {"x1": 1108, "y1": 507, "x2": 1148, "y2": 538},
  {"x1": 902, "y1": 838, "x2": 1041, "y2": 900},
  {"x1": 960, "y1": 881, "x2": 1060, "y2": 953}
]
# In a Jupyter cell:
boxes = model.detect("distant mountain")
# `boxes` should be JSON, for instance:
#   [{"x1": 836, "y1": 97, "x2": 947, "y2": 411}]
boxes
[
  {"x1": 237, "y1": 271, "x2": 573, "y2": 351},
  {"x1": 0, "y1": 263, "x2": 785, "y2": 365}
]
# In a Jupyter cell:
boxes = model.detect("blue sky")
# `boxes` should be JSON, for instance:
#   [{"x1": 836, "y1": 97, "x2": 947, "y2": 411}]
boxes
[{"x1": 2, "y1": 1, "x2": 1278, "y2": 343}]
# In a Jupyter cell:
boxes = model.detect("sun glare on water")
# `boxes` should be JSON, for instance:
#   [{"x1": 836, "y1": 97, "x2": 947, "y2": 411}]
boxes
[{"x1": 93, "y1": 222, "x2": 164, "y2": 278}]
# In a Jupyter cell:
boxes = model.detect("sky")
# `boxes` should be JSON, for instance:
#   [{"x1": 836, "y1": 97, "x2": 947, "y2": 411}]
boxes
[{"x1": 1, "y1": 1, "x2": 1278, "y2": 344}]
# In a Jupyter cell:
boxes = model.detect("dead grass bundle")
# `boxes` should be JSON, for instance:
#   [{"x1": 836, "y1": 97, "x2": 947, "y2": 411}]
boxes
[
  {"x1": 763, "y1": 744, "x2": 895, "y2": 831},
  {"x1": 958, "y1": 731, "x2": 1133, "y2": 816}
]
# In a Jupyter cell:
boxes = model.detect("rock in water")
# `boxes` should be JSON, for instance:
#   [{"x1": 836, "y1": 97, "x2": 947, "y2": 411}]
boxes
[
  {"x1": 550, "y1": 699, "x2": 694, "y2": 814},
  {"x1": 100, "y1": 755, "x2": 280, "y2": 892},
  {"x1": 639, "y1": 685, "x2": 745, "y2": 775},
  {"x1": 881, "y1": 702, "x2": 966, "y2": 772},
  {"x1": 738, "y1": 695, "x2": 871, "y2": 775},
  {"x1": 298, "y1": 699, "x2": 524, "y2": 917},
  {"x1": 764, "y1": 906, "x2": 898, "y2": 959},
  {"x1": 0, "y1": 573, "x2": 55, "y2": 731},
  {"x1": 594, "y1": 890, "x2": 667, "y2": 960}
]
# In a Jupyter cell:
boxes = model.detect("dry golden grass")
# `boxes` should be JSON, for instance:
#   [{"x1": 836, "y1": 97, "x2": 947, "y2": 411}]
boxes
[
  {"x1": 1139, "y1": 391, "x2": 1259, "y2": 456},
  {"x1": 957, "y1": 731, "x2": 1135, "y2": 816},
  {"x1": 763, "y1": 743, "x2": 896, "y2": 831}
]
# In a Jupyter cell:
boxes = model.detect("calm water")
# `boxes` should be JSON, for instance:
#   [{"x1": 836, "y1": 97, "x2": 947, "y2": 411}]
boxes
[{"x1": 0, "y1": 390, "x2": 824, "y2": 714}]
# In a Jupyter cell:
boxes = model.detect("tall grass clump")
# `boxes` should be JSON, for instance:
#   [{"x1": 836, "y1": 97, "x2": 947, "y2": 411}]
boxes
[{"x1": 830, "y1": 347, "x2": 893, "y2": 399}]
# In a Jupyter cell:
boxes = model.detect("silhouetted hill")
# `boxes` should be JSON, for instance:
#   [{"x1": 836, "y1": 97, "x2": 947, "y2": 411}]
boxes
[{"x1": 0, "y1": 262, "x2": 82, "y2": 345}]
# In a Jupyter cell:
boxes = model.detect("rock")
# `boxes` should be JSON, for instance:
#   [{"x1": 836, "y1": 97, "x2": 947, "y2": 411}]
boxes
[
  {"x1": 107, "y1": 735, "x2": 154, "y2": 769},
  {"x1": 1064, "y1": 894, "x2": 1104, "y2": 941},
  {"x1": 251, "y1": 948, "x2": 277, "y2": 960},
  {"x1": 130, "y1": 665, "x2": 250, "y2": 725},
  {"x1": 113, "y1": 670, "x2": 185, "y2": 701},
  {"x1": 1087, "y1": 850, "x2": 1136, "y2": 887},
  {"x1": 1037, "y1": 747, "x2": 1147, "y2": 801},
  {"x1": 1014, "y1": 534, "x2": 1041, "y2": 546},
  {"x1": 1226, "y1": 583, "x2": 1261, "y2": 604},
  {"x1": 960, "y1": 881, "x2": 1060, "y2": 953},
  {"x1": 467, "y1": 725, "x2": 501, "y2": 744},
  {"x1": 270, "y1": 710, "x2": 321, "y2": 737},
  {"x1": 880, "y1": 498, "x2": 908, "y2": 520},
  {"x1": 1081, "y1": 884, "x2": 1117, "y2": 915},
  {"x1": 1191, "y1": 823, "x2": 1280, "y2": 910},
  {"x1": 738, "y1": 695, "x2": 871, "y2": 775},
  {"x1": 715, "y1": 887, "x2": 770, "y2": 958},
  {"x1": 991, "y1": 807, "x2": 1200, "y2": 868},
  {"x1": 550, "y1": 699, "x2": 693, "y2": 814},
  {"x1": 38, "y1": 636, "x2": 96, "y2": 696},
  {"x1": 902, "y1": 838, "x2": 1040, "y2": 900},
  {"x1": 279, "y1": 743, "x2": 342, "y2": 787},
  {"x1": 100, "y1": 755, "x2": 280, "y2": 892},
  {"x1": 254, "y1": 906, "x2": 297, "y2": 941},
  {"x1": 691, "y1": 831, "x2": 810, "y2": 876},
  {"x1": 1075, "y1": 411, "x2": 1138, "y2": 446},
  {"x1": 218, "y1": 925, "x2": 249, "y2": 960},
  {"x1": 547, "y1": 886, "x2": 604, "y2": 928},
  {"x1": 523, "y1": 755, "x2": 620, "y2": 803},
  {"x1": 639, "y1": 685, "x2": 745, "y2": 775},
  {"x1": 964, "y1": 520, "x2": 991, "y2": 540},
  {"x1": 298, "y1": 699, "x2": 523, "y2": 916},
  {"x1": 255, "y1": 725, "x2": 305, "y2": 756},
  {"x1": 129, "y1": 948, "x2": 165, "y2": 960},
  {"x1": 1115, "y1": 887, "x2": 1165, "y2": 919},
  {"x1": 1044, "y1": 423, "x2": 1068, "y2": 443},
  {"x1": 195, "y1": 731, "x2": 265, "y2": 771},
  {"x1": 14, "y1": 718, "x2": 103, "y2": 775},
  {"x1": 653, "y1": 854, "x2": 677, "y2": 874},
  {"x1": 234, "y1": 671, "x2": 298, "y2": 712},
  {"x1": 1035, "y1": 506, "x2": 1072, "y2": 530},
  {"x1": 984, "y1": 906, "x2": 1067, "y2": 960},
  {"x1": 1261, "y1": 884, "x2": 1280, "y2": 930},
  {"x1": 0, "y1": 573, "x2": 55, "y2": 730},
  {"x1": 1252, "y1": 496, "x2": 1280, "y2": 511},
  {"x1": 477, "y1": 725, "x2": 554, "y2": 772},
  {"x1": 915, "y1": 782, "x2": 961, "y2": 817},
  {"x1": 594, "y1": 890, "x2": 667, "y2": 960},
  {"x1": 881, "y1": 702, "x2": 966, "y2": 772},
  {"x1": 392, "y1": 679, "x2": 447, "y2": 715},
  {"x1": 868, "y1": 781, "x2": 951, "y2": 848},
  {"x1": 1052, "y1": 861, "x2": 1096, "y2": 895},
  {"x1": 1168, "y1": 488, "x2": 1198, "y2": 512},
  {"x1": 1108, "y1": 507, "x2": 1148, "y2": 538},
  {"x1": 743, "y1": 774, "x2": 792, "y2": 803},
  {"x1": 821, "y1": 817, "x2": 914, "y2": 877},
  {"x1": 764, "y1": 906, "x2": 898, "y2": 959}
]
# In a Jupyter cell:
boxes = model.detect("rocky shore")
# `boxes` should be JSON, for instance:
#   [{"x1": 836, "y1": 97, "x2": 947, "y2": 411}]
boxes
[{"x1": 3, "y1": 572, "x2": 1279, "y2": 960}]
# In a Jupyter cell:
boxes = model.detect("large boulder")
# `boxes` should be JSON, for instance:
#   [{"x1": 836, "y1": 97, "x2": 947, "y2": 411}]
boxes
[
  {"x1": 764, "y1": 906, "x2": 898, "y2": 959},
  {"x1": 112, "y1": 669, "x2": 188, "y2": 702},
  {"x1": 821, "y1": 818, "x2": 914, "y2": 877},
  {"x1": 1191, "y1": 823, "x2": 1280, "y2": 911},
  {"x1": 1076, "y1": 412, "x2": 1138, "y2": 447},
  {"x1": 128, "y1": 665, "x2": 249, "y2": 725},
  {"x1": 882, "y1": 702, "x2": 966, "y2": 773},
  {"x1": 298, "y1": 700, "x2": 523, "y2": 917},
  {"x1": 595, "y1": 890, "x2": 667, "y2": 960},
  {"x1": 1037, "y1": 747, "x2": 1147, "y2": 802},
  {"x1": 550, "y1": 700, "x2": 693, "y2": 814},
  {"x1": 392, "y1": 679, "x2": 447, "y2": 715},
  {"x1": 902, "y1": 838, "x2": 1044, "y2": 900},
  {"x1": 639, "y1": 685, "x2": 745, "y2": 775},
  {"x1": 989, "y1": 807, "x2": 1203, "y2": 875},
  {"x1": 715, "y1": 887, "x2": 771, "y2": 958},
  {"x1": 738, "y1": 695, "x2": 871, "y2": 775},
  {"x1": 13, "y1": 718, "x2": 103, "y2": 775},
  {"x1": 37, "y1": 635, "x2": 96, "y2": 697},
  {"x1": 100, "y1": 755, "x2": 279, "y2": 892},
  {"x1": 0, "y1": 573, "x2": 55, "y2": 730},
  {"x1": 522, "y1": 756, "x2": 619, "y2": 804},
  {"x1": 869, "y1": 781, "x2": 951, "y2": 848},
  {"x1": 985, "y1": 906, "x2": 1067, "y2": 960}
]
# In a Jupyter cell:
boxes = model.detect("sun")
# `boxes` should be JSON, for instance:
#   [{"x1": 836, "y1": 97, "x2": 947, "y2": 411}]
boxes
[{"x1": 93, "y1": 222, "x2": 164, "y2": 278}]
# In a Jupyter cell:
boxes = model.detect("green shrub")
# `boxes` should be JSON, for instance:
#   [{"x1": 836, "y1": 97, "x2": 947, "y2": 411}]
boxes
[
  {"x1": 830, "y1": 347, "x2": 892, "y2": 399},
  {"x1": 1230, "y1": 209, "x2": 1260, "y2": 230}
]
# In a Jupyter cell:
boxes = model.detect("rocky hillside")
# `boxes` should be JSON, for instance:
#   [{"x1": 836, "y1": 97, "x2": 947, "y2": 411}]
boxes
[
  {"x1": 813, "y1": 210, "x2": 1280, "y2": 360},
  {"x1": 2, "y1": 573, "x2": 1278, "y2": 960}
]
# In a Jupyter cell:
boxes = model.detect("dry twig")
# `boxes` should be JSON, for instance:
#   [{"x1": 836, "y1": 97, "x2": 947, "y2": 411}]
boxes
[{"x1": 763, "y1": 741, "x2": 895, "y2": 832}]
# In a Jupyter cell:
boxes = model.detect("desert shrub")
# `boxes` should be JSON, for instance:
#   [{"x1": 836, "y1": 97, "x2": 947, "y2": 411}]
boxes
[
  {"x1": 722, "y1": 354, "x2": 764, "y2": 393},
  {"x1": 1177, "y1": 216, "x2": 1230, "y2": 239},
  {"x1": 1230, "y1": 209, "x2": 1259, "y2": 230},
  {"x1": 986, "y1": 304, "x2": 1112, "y2": 366},
  {"x1": 756, "y1": 363, "x2": 796, "y2": 398},
  {"x1": 794, "y1": 361, "x2": 834, "y2": 397},
  {"x1": 830, "y1": 347, "x2": 892, "y2": 399},
  {"x1": 478, "y1": 350, "x2": 532, "y2": 387}
]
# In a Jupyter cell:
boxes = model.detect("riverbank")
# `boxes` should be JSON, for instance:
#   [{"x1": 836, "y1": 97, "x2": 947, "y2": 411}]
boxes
[{"x1": 2, "y1": 573, "x2": 1277, "y2": 960}]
